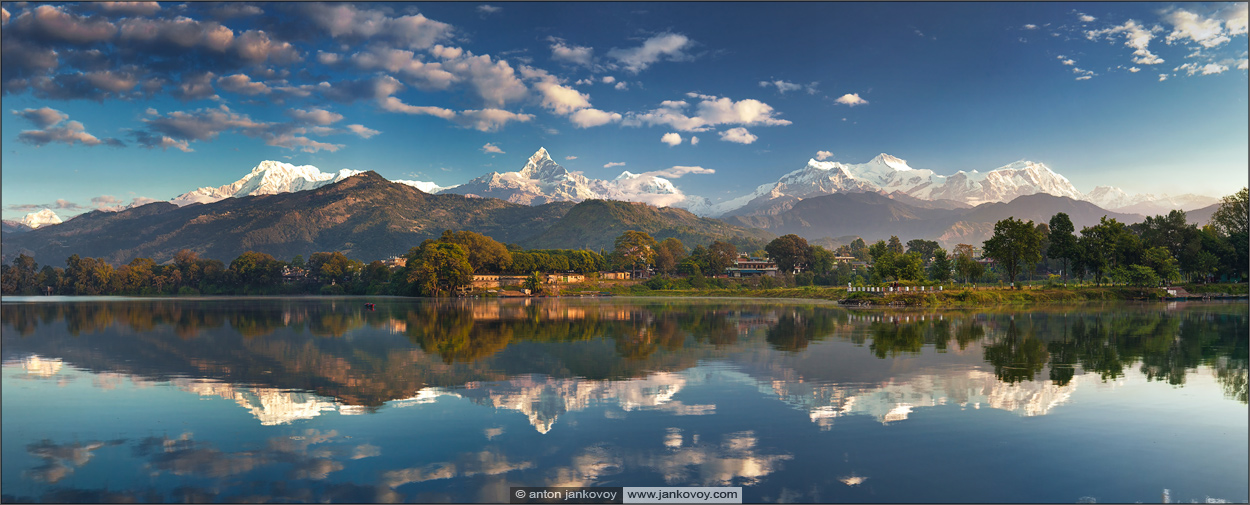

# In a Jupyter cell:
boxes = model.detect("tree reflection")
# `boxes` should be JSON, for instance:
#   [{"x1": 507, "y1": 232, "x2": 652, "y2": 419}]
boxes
[
  {"x1": 983, "y1": 319, "x2": 1049, "y2": 383},
  {"x1": 3, "y1": 300, "x2": 1246, "y2": 407}
]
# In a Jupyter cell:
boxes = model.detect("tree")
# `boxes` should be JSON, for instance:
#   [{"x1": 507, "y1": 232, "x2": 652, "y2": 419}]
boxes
[
  {"x1": 438, "y1": 230, "x2": 513, "y2": 273},
  {"x1": 1141, "y1": 246, "x2": 1180, "y2": 284},
  {"x1": 952, "y1": 244, "x2": 984, "y2": 283},
  {"x1": 1048, "y1": 213, "x2": 1078, "y2": 284},
  {"x1": 612, "y1": 230, "x2": 658, "y2": 277},
  {"x1": 807, "y1": 245, "x2": 837, "y2": 284},
  {"x1": 849, "y1": 238, "x2": 869, "y2": 261},
  {"x1": 887, "y1": 236, "x2": 904, "y2": 255},
  {"x1": 895, "y1": 252, "x2": 926, "y2": 282},
  {"x1": 2, "y1": 254, "x2": 40, "y2": 295},
  {"x1": 1079, "y1": 217, "x2": 1134, "y2": 285},
  {"x1": 706, "y1": 240, "x2": 738, "y2": 276},
  {"x1": 524, "y1": 271, "x2": 543, "y2": 294},
  {"x1": 765, "y1": 234, "x2": 810, "y2": 273},
  {"x1": 905, "y1": 239, "x2": 940, "y2": 260},
  {"x1": 928, "y1": 248, "x2": 952, "y2": 282},
  {"x1": 982, "y1": 217, "x2": 1043, "y2": 288},
  {"x1": 406, "y1": 241, "x2": 473, "y2": 295},
  {"x1": 229, "y1": 251, "x2": 283, "y2": 290},
  {"x1": 868, "y1": 240, "x2": 898, "y2": 281},
  {"x1": 654, "y1": 237, "x2": 687, "y2": 275},
  {"x1": 1210, "y1": 187, "x2": 1248, "y2": 280}
]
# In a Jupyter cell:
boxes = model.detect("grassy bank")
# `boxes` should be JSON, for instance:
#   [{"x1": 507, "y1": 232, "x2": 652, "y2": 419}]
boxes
[{"x1": 555, "y1": 282, "x2": 1248, "y2": 307}]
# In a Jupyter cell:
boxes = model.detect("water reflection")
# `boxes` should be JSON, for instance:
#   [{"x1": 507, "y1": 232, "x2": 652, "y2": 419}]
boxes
[
  {"x1": 2, "y1": 298, "x2": 1246, "y2": 503},
  {"x1": 3, "y1": 300, "x2": 1246, "y2": 426}
]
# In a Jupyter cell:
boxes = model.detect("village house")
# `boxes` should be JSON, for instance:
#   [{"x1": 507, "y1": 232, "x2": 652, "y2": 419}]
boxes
[
  {"x1": 601, "y1": 271, "x2": 632, "y2": 280},
  {"x1": 726, "y1": 257, "x2": 779, "y2": 278},
  {"x1": 546, "y1": 273, "x2": 586, "y2": 284}
]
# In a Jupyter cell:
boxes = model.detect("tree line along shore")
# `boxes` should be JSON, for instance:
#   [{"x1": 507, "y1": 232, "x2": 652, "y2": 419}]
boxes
[{"x1": 3, "y1": 189, "x2": 1246, "y2": 306}]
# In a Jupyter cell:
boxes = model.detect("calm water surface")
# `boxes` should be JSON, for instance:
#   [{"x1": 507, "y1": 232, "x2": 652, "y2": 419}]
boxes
[{"x1": 1, "y1": 297, "x2": 1246, "y2": 503}]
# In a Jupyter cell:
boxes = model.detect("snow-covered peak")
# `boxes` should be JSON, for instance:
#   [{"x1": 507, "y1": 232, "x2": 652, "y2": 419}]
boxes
[
  {"x1": 394, "y1": 179, "x2": 447, "y2": 193},
  {"x1": 170, "y1": 161, "x2": 363, "y2": 206},
  {"x1": 517, "y1": 148, "x2": 568, "y2": 180},
  {"x1": 20, "y1": 209, "x2": 62, "y2": 229},
  {"x1": 871, "y1": 153, "x2": 913, "y2": 171},
  {"x1": 615, "y1": 170, "x2": 638, "y2": 180}
]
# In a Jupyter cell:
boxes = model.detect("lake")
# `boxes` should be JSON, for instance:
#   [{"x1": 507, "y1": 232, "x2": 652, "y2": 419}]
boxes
[{"x1": 1, "y1": 297, "x2": 1246, "y2": 503}]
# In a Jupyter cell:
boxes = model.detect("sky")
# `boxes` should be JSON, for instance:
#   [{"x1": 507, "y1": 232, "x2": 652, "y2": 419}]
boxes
[{"x1": 2, "y1": 1, "x2": 1247, "y2": 221}]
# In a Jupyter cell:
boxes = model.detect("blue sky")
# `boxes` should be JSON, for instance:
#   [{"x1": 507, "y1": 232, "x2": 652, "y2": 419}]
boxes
[{"x1": 3, "y1": 2, "x2": 1247, "y2": 221}]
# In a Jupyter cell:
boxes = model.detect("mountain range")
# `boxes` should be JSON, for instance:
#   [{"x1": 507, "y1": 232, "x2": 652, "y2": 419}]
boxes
[
  {"x1": 0, "y1": 172, "x2": 765, "y2": 265},
  {"x1": 3, "y1": 147, "x2": 1233, "y2": 265}
]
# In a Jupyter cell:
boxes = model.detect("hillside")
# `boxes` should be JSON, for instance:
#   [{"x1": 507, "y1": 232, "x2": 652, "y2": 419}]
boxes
[
  {"x1": 523, "y1": 199, "x2": 773, "y2": 251},
  {"x1": 1, "y1": 172, "x2": 573, "y2": 265},
  {"x1": 733, "y1": 192, "x2": 1146, "y2": 247}
]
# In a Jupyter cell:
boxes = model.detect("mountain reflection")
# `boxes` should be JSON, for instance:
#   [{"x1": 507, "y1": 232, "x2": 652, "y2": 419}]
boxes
[{"x1": 2, "y1": 299, "x2": 1246, "y2": 434}]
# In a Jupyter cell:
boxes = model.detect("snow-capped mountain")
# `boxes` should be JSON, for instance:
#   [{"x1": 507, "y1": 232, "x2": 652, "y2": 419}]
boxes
[
  {"x1": 19, "y1": 209, "x2": 63, "y2": 229},
  {"x1": 710, "y1": 154, "x2": 1085, "y2": 217},
  {"x1": 1084, "y1": 186, "x2": 1218, "y2": 215},
  {"x1": 169, "y1": 160, "x2": 365, "y2": 206},
  {"x1": 441, "y1": 148, "x2": 710, "y2": 210}
]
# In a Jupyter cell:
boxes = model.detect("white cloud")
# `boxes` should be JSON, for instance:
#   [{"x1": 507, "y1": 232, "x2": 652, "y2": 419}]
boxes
[
  {"x1": 477, "y1": 5, "x2": 501, "y2": 15},
  {"x1": 623, "y1": 94, "x2": 791, "y2": 132},
  {"x1": 521, "y1": 65, "x2": 592, "y2": 115},
  {"x1": 1176, "y1": 62, "x2": 1229, "y2": 75},
  {"x1": 690, "y1": 136, "x2": 699, "y2": 146},
  {"x1": 1238, "y1": 59, "x2": 1249, "y2": 70},
  {"x1": 834, "y1": 93, "x2": 868, "y2": 106},
  {"x1": 481, "y1": 142, "x2": 505, "y2": 154},
  {"x1": 569, "y1": 108, "x2": 622, "y2": 128},
  {"x1": 603, "y1": 161, "x2": 625, "y2": 168},
  {"x1": 380, "y1": 96, "x2": 457, "y2": 119},
  {"x1": 661, "y1": 132, "x2": 682, "y2": 146},
  {"x1": 1086, "y1": 20, "x2": 1164, "y2": 65},
  {"x1": 1163, "y1": 9, "x2": 1231, "y2": 48},
  {"x1": 1129, "y1": 67, "x2": 1141, "y2": 72},
  {"x1": 1159, "y1": 73, "x2": 1169, "y2": 81},
  {"x1": 602, "y1": 76, "x2": 616, "y2": 84},
  {"x1": 1079, "y1": 13, "x2": 1096, "y2": 23},
  {"x1": 759, "y1": 80, "x2": 803, "y2": 93},
  {"x1": 289, "y1": 108, "x2": 343, "y2": 125},
  {"x1": 317, "y1": 50, "x2": 340, "y2": 65},
  {"x1": 565, "y1": 155, "x2": 577, "y2": 160},
  {"x1": 815, "y1": 150, "x2": 833, "y2": 160},
  {"x1": 1023, "y1": 24, "x2": 1038, "y2": 30},
  {"x1": 217, "y1": 73, "x2": 270, "y2": 96},
  {"x1": 348, "y1": 46, "x2": 457, "y2": 90},
  {"x1": 643, "y1": 165, "x2": 714, "y2": 179},
  {"x1": 432, "y1": 46, "x2": 529, "y2": 107},
  {"x1": 453, "y1": 108, "x2": 533, "y2": 132},
  {"x1": 12, "y1": 107, "x2": 68, "y2": 129},
  {"x1": 346, "y1": 124, "x2": 380, "y2": 138},
  {"x1": 607, "y1": 33, "x2": 692, "y2": 73},
  {"x1": 1224, "y1": 3, "x2": 1248, "y2": 35},
  {"x1": 300, "y1": 3, "x2": 454, "y2": 50},
  {"x1": 1075, "y1": 75, "x2": 1092, "y2": 80},
  {"x1": 1061, "y1": 59, "x2": 1076, "y2": 65},
  {"x1": 549, "y1": 37, "x2": 594, "y2": 66},
  {"x1": 614, "y1": 82, "x2": 627, "y2": 91},
  {"x1": 718, "y1": 127, "x2": 757, "y2": 144}
]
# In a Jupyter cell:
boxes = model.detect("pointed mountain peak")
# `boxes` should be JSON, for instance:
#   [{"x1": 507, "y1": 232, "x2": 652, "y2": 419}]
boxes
[
  {"x1": 518, "y1": 147, "x2": 567, "y2": 180},
  {"x1": 871, "y1": 153, "x2": 912, "y2": 171}
]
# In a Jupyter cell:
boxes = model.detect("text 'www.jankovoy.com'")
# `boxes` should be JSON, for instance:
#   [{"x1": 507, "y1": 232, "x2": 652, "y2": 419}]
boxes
[{"x1": 511, "y1": 487, "x2": 743, "y2": 504}]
